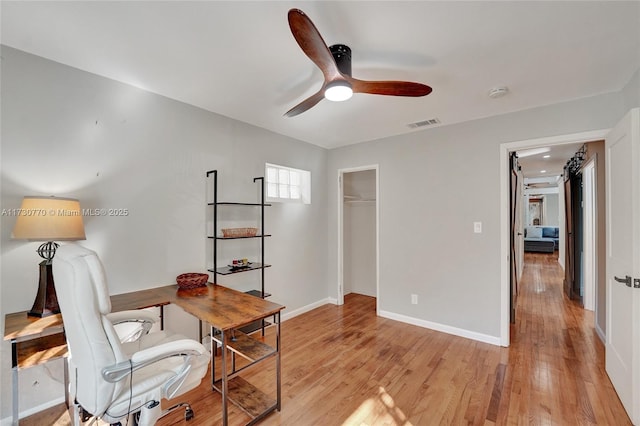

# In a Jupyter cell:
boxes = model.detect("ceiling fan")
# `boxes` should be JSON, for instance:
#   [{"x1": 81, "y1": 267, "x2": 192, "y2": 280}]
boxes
[{"x1": 284, "y1": 8, "x2": 433, "y2": 117}]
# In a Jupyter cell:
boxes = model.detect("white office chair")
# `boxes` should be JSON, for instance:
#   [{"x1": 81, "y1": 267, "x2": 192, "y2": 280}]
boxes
[{"x1": 53, "y1": 244, "x2": 209, "y2": 425}]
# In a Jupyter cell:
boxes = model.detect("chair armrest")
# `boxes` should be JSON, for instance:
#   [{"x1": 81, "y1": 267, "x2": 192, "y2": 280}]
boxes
[
  {"x1": 102, "y1": 339, "x2": 207, "y2": 383},
  {"x1": 106, "y1": 310, "x2": 157, "y2": 326},
  {"x1": 106, "y1": 310, "x2": 155, "y2": 341}
]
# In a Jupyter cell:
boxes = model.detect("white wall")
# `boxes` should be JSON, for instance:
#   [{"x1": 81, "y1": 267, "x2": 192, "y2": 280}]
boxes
[
  {"x1": 327, "y1": 90, "x2": 627, "y2": 343},
  {"x1": 543, "y1": 194, "x2": 559, "y2": 226},
  {"x1": 0, "y1": 46, "x2": 328, "y2": 420}
]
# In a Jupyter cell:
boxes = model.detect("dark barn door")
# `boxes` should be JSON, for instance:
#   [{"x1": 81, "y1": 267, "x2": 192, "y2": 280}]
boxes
[{"x1": 563, "y1": 176, "x2": 574, "y2": 298}]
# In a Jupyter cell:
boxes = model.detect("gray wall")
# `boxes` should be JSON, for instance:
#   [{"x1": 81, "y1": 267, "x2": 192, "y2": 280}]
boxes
[
  {"x1": 326, "y1": 90, "x2": 627, "y2": 341},
  {"x1": 622, "y1": 68, "x2": 640, "y2": 111},
  {"x1": 0, "y1": 46, "x2": 328, "y2": 419}
]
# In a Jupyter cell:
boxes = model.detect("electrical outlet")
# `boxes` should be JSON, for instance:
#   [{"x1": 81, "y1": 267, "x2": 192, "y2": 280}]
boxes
[
  {"x1": 411, "y1": 294, "x2": 418, "y2": 305},
  {"x1": 474, "y1": 222, "x2": 482, "y2": 233}
]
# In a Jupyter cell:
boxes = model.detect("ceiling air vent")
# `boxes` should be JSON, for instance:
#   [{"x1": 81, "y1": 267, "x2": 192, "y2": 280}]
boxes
[{"x1": 407, "y1": 118, "x2": 440, "y2": 129}]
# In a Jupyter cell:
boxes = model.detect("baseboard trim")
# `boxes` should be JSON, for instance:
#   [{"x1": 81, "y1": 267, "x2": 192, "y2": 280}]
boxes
[
  {"x1": 0, "y1": 396, "x2": 66, "y2": 426},
  {"x1": 281, "y1": 298, "x2": 336, "y2": 322},
  {"x1": 378, "y1": 310, "x2": 501, "y2": 346}
]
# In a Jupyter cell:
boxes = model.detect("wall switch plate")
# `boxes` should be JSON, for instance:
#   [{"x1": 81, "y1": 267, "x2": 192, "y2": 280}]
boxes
[
  {"x1": 411, "y1": 294, "x2": 418, "y2": 304},
  {"x1": 474, "y1": 222, "x2": 482, "y2": 233}
]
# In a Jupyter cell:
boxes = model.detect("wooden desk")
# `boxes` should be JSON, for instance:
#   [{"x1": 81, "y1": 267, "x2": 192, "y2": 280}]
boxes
[
  {"x1": 165, "y1": 284, "x2": 284, "y2": 425},
  {"x1": 110, "y1": 287, "x2": 172, "y2": 330},
  {"x1": 4, "y1": 283, "x2": 284, "y2": 426},
  {"x1": 4, "y1": 312, "x2": 68, "y2": 425}
]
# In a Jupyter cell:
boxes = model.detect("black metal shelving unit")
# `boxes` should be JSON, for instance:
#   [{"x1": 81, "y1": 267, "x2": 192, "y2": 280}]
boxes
[{"x1": 206, "y1": 170, "x2": 271, "y2": 333}]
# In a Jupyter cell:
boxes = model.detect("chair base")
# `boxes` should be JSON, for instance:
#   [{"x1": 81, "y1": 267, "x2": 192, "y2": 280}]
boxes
[
  {"x1": 160, "y1": 402, "x2": 195, "y2": 422},
  {"x1": 72, "y1": 400, "x2": 195, "y2": 425}
]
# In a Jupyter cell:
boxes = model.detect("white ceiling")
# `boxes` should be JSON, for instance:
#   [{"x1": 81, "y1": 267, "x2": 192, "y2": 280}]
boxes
[
  {"x1": 1, "y1": 1, "x2": 639, "y2": 149},
  {"x1": 517, "y1": 142, "x2": 585, "y2": 179}
]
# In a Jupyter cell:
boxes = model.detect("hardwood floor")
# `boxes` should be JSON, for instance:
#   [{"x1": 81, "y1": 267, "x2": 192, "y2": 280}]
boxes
[{"x1": 22, "y1": 252, "x2": 630, "y2": 425}]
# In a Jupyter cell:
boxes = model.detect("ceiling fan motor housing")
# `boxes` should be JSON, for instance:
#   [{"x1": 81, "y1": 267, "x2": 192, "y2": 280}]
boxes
[{"x1": 330, "y1": 44, "x2": 352, "y2": 77}]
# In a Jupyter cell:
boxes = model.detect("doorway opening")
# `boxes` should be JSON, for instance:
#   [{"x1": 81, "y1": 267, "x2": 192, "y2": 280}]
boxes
[
  {"x1": 499, "y1": 129, "x2": 608, "y2": 346},
  {"x1": 338, "y1": 165, "x2": 379, "y2": 312}
]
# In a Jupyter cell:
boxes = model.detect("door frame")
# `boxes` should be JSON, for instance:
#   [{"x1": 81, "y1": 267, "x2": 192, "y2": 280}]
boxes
[
  {"x1": 337, "y1": 164, "x2": 380, "y2": 313},
  {"x1": 499, "y1": 129, "x2": 608, "y2": 346},
  {"x1": 582, "y1": 157, "x2": 597, "y2": 311}
]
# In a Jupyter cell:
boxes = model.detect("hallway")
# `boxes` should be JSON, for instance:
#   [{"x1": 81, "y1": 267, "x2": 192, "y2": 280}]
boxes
[{"x1": 505, "y1": 252, "x2": 629, "y2": 424}]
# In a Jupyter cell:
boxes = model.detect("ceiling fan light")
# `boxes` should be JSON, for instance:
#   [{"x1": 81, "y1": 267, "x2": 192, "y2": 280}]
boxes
[{"x1": 324, "y1": 81, "x2": 353, "y2": 102}]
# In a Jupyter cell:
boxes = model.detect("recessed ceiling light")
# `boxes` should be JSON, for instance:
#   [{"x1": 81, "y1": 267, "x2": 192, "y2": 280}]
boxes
[
  {"x1": 540, "y1": 170, "x2": 547, "y2": 173},
  {"x1": 543, "y1": 155, "x2": 551, "y2": 158},
  {"x1": 488, "y1": 86, "x2": 509, "y2": 99}
]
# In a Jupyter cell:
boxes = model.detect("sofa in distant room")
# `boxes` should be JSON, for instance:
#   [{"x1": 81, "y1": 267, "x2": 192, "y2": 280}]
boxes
[{"x1": 524, "y1": 226, "x2": 559, "y2": 253}]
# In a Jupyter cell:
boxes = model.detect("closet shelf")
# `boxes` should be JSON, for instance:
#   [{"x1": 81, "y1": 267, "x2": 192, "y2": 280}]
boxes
[
  {"x1": 208, "y1": 202, "x2": 271, "y2": 206},
  {"x1": 207, "y1": 234, "x2": 271, "y2": 240}
]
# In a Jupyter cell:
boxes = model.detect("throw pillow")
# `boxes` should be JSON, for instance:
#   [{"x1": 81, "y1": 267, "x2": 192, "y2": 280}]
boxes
[{"x1": 527, "y1": 227, "x2": 543, "y2": 238}]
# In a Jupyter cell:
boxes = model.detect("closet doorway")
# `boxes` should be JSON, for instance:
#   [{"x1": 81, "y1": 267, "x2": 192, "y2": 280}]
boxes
[{"x1": 338, "y1": 165, "x2": 379, "y2": 312}]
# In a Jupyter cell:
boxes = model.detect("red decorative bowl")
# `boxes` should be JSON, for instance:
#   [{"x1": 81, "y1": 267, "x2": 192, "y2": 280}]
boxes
[{"x1": 176, "y1": 273, "x2": 209, "y2": 289}]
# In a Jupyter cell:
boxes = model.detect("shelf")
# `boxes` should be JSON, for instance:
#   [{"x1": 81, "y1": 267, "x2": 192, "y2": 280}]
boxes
[
  {"x1": 238, "y1": 319, "x2": 272, "y2": 335},
  {"x1": 213, "y1": 376, "x2": 277, "y2": 421},
  {"x1": 208, "y1": 234, "x2": 271, "y2": 240},
  {"x1": 245, "y1": 290, "x2": 271, "y2": 298},
  {"x1": 210, "y1": 263, "x2": 271, "y2": 276},
  {"x1": 208, "y1": 202, "x2": 271, "y2": 207},
  {"x1": 212, "y1": 329, "x2": 275, "y2": 363},
  {"x1": 206, "y1": 170, "x2": 278, "y2": 425}
]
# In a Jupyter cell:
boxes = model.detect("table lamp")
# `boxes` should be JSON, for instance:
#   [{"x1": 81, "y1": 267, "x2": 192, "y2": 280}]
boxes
[{"x1": 12, "y1": 196, "x2": 86, "y2": 317}]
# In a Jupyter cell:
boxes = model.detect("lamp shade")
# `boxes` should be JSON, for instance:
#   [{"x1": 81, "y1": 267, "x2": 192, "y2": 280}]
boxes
[{"x1": 12, "y1": 196, "x2": 86, "y2": 241}]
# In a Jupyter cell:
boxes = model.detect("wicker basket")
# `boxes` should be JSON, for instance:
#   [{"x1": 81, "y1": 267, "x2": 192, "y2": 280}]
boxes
[
  {"x1": 221, "y1": 227, "x2": 258, "y2": 238},
  {"x1": 176, "y1": 273, "x2": 208, "y2": 289}
]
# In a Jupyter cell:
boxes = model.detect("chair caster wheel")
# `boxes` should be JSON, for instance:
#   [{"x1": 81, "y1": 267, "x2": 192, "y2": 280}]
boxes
[{"x1": 185, "y1": 407, "x2": 194, "y2": 421}]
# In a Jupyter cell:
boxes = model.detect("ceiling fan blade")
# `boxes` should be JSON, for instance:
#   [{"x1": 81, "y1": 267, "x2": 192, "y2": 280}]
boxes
[
  {"x1": 288, "y1": 9, "x2": 341, "y2": 81},
  {"x1": 284, "y1": 89, "x2": 326, "y2": 117},
  {"x1": 347, "y1": 77, "x2": 432, "y2": 97}
]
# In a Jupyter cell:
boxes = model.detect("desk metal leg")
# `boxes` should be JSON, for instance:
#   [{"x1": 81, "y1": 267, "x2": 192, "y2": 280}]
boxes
[
  {"x1": 209, "y1": 326, "x2": 228, "y2": 426},
  {"x1": 276, "y1": 312, "x2": 281, "y2": 411},
  {"x1": 210, "y1": 325, "x2": 216, "y2": 387},
  {"x1": 11, "y1": 339, "x2": 19, "y2": 425},
  {"x1": 63, "y1": 357, "x2": 70, "y2": 409},
  {"x1": 220, "y1": 328, "x2": 228, "y2": 426}
]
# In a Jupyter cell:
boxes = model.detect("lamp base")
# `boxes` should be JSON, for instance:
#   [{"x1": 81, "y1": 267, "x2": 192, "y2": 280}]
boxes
[{"x1": 28, "y1": 260, "x2": 60, "y2": 317}]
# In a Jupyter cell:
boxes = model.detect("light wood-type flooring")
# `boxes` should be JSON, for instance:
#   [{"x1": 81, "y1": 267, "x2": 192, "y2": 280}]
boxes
[{"x1": 22, "y1": 252, "x2": 631, "y2": 425}]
